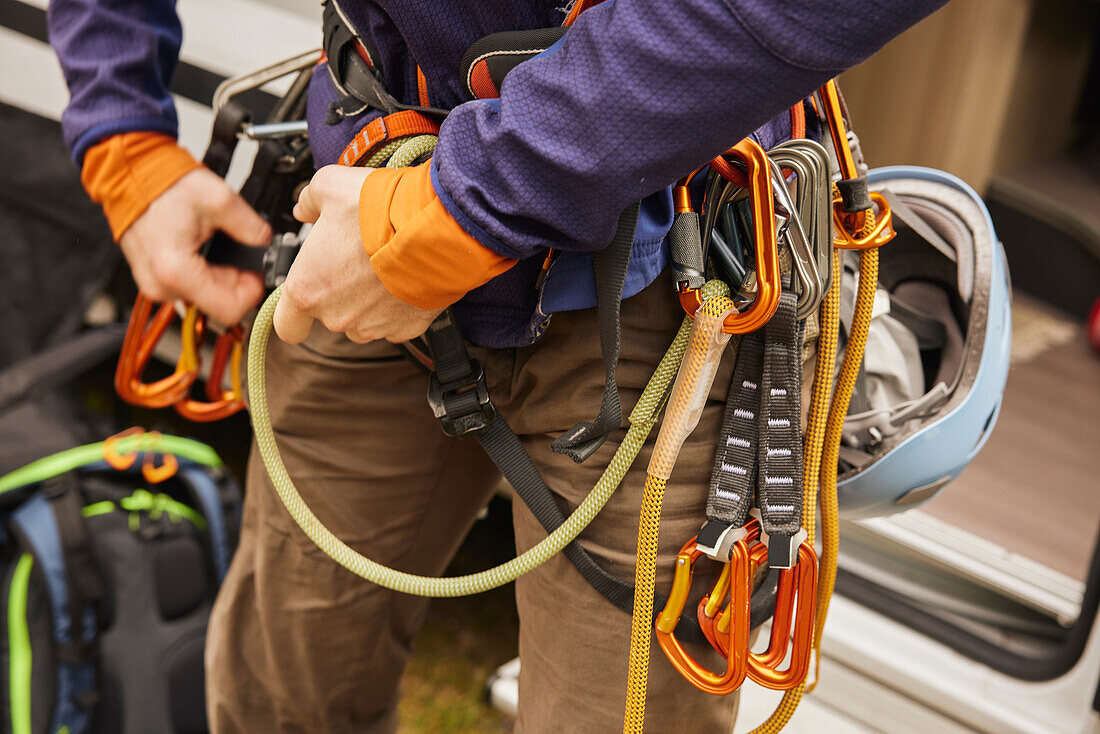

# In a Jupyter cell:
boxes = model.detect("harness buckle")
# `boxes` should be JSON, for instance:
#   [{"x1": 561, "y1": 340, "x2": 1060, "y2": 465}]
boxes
[
  {"x1": 262, "y1": 232, "x2": 303, "y2": 289},
  {"x1": 427, "y1": 361, "x2": 496, "y2": 437}
]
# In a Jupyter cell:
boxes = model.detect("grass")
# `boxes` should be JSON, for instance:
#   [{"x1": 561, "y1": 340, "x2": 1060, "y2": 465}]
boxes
[{"x1": 397, "y1": 497, "x2": 519, "y2": 734}]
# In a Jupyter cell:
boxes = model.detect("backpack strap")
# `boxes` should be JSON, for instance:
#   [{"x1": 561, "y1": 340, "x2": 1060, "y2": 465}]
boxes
[
  {"x1": 174, "y1": 464, "x2": 237, "y2": 582},
  {"x1": 10, "y1": 485, "x2": 99, "y2": 733}
]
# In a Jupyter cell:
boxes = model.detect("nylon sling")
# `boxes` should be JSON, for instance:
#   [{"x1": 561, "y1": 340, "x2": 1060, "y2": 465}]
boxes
[
  {"x1": 699, "y1": 289, "x2": 804, "y2": 569},
  {"x1": 550, "y1": 202, "x2": 640, "y2": 463}
]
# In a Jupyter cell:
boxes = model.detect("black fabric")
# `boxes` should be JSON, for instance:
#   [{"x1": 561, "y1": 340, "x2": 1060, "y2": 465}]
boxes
[
  {"x1": 89, "y1": 495, "x2": 214, "y2": 734},
  {"x1": 203, "y1": 233, "x2": 265, "y2": 274},
  {"x1": 706, "y1": 333, "x2": 764, "y2": 530},
  {"x1": 164, "y1": 630, "x2": 208, "y2": 734},
  {"x1": 0, "y1": 103, "x2": 116, "y2": 474},
  {"x1": 47, "y1": 475, "x2": 104, "y2": 662},
  {"x1": 551, "y1": 203, "x2": 638, "y2": 463},
  {"x1": 757, "y1": 291, "x2": 804, "y2": 566},
  {"x1": 153, "y1": 535, "x2": 207, "y2": 621},
  {"x1": 200, "y1": 101, "x2": 248, "y2": 178},
  {"x1": 0, "y1": 461, "x2": 241, "y2": 734},
  {"x1": 459, "y1": 27, "x2": 569, "y2": 99},
  {"x1": 0, "y1": 326, "x2": 125, "y2": 419},
  {"x1": 92, "y1": 669, "x2": 123, "y2": 734}
]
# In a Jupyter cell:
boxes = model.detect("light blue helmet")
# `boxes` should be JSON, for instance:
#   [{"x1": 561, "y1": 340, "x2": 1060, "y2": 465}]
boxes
[{"x1": 836, "y1": 166, "x2": 1012, "y2": 519}]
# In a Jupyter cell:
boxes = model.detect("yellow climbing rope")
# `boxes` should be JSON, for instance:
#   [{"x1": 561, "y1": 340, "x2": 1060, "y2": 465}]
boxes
[{"x1": 623, "y1": 294, "x2": 737, "y2": 733}]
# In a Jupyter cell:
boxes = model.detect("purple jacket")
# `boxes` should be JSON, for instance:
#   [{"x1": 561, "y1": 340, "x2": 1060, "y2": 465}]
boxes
[{"x1": 50, "y1": 0, "x2": 946, "y2": 347}]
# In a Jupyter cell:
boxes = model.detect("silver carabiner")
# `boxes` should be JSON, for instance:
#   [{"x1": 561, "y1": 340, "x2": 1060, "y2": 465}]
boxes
[{"x1": 767, "y1": 158, "x2": 819, "y2": 320}]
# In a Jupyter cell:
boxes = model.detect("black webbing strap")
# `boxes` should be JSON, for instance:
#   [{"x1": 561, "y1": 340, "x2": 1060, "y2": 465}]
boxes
[
  {"x1": 698, "y1": 331, "x2": 764, "y2": 559},
  {"x1": 551, "y1": 202, "x2": 639, "y2": 463},
  {"x1": 323, "y1": 0, "x2": 450, "y2": 122},
  {"x1": 45, "y1": 474, "x2": 104, "y2": 664},
  {"x1": 423, "y1": 308, "x2": 705, "y2": 642},
  {"x1": 699, "y1": 290, "x2": 804, "y2": 569},
  {"x1": 757, "y1": 290, "x2": 804, "y2": 568}
]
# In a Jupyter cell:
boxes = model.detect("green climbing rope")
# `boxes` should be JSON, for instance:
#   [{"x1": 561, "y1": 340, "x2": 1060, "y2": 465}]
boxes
[{"x1": 248, "y1": 265, "x2": 730, "y2": 596}]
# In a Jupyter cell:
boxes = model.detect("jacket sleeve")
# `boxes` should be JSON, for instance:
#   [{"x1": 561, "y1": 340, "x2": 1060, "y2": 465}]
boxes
[
  {"x1": 48, "y1": 0, "x2": 184, "y2": 163},
  {"x1": 431, "y1": 0, "x2": 948, "y2": 260}
]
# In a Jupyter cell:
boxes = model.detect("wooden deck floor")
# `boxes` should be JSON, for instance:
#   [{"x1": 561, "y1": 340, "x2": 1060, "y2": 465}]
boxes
[{"x1": 921, "y1": 293, "x2": 1100, "y2": 581}]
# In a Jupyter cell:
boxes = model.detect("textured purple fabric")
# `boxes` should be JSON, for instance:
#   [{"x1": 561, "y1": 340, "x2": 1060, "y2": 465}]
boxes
[
  {"x1": 49, "y1": 0, "x2": 183, "y2": 161},
  {"x1": 52, "y1": 0, "x2": 947, "y2": 347}
]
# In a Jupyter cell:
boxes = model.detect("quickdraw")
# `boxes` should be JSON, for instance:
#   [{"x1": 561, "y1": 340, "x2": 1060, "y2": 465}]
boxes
[{"x1": 655, "y1": 530, "x2": 753, "y2": 696}]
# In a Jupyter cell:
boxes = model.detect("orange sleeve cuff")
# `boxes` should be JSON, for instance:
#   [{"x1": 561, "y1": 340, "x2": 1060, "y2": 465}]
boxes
[
  {"x1": 81, "y1": 132, "x2": 202, "y2": 239},
  {"x1": 359, "y1": 163, "x2": 517, "y2": 310}
]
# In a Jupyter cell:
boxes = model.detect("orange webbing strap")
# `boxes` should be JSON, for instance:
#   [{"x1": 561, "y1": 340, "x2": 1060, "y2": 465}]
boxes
[
  {"x1": 337, "y1": 110, "x2": 441, "y2": 167},
  {"x1": 417, "y1": 66, "x2": 431, "y2": 108},
  {"x1": 789, "y1": 101, "x2": 806, "y2": 140},
  {"x1": 563, "y1": 0, "x2": 603, "y2": 26}
]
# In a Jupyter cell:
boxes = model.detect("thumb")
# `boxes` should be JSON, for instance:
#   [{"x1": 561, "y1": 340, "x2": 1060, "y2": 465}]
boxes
[
  {"x1": 272, "y1": 281, "x2": 315, "y2": 345},
  {"x1": 209, "y1": 189, "x2": 272, "y2": 247}
]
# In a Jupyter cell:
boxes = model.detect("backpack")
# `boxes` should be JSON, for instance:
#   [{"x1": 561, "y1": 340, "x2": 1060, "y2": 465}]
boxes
[{"x1": 0, "y1": 432, "x2": 241, "y2": 734}]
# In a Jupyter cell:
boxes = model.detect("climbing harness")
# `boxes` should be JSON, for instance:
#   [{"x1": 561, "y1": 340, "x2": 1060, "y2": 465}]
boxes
[{"x1": 109, "y1": 1, "x2": 1012, "y2": 728}]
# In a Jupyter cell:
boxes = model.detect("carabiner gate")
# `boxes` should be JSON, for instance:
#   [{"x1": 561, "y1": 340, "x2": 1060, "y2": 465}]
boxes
[
  {"x1": 175, "y1": 315, "x2": 247, "y2": 422},
  {"x1": 693, "y1": 520, "x2": 819, "y2": 691},
  {"x1": 655, "y1": 535, "x2": 752, "y2": 695},
  {"x1": 115, "y1": 295, "x2": 201, "y2": 409}
]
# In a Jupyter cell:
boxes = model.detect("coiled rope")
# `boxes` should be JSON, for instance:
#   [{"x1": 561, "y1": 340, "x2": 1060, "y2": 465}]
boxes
[{"x1": 249, "y1": 171, "x2": 731, "y2": 596}]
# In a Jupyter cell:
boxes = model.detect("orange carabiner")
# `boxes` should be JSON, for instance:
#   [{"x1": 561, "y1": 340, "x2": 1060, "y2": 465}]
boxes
[
  {"x1": 655, "y1": 536, "x2": 752, "y2": 695},
  {"x1": 744, "y1": 540, "x2": 818, "y2": 689},
  {"x1": 103, "y1": 426, "x2": 144, "y2": 471},
  {"x1": 818, "y1": 79, "x2": 896, "y2": 251},
  {"x1": 140, "y1": 431, "x2": 179, "y2": 484},
  {"x1": 677, "y1": 138, "x2": 781, "y2": 334},
  {"x1": 831, "y1": 190, "x2": 896, "y2": 250},
  {"x1": 175, "y1": 316, "x2": 247, "y2": 422},
  {"x1": 103, "y1": 428, "x2": 179, "y2": 483},
  {"x1": 115, "y1": 295, "x2": 200, "y2": 408},
  {"x1": 698, "y1": 525, "x2": 818, "y2": 690}
]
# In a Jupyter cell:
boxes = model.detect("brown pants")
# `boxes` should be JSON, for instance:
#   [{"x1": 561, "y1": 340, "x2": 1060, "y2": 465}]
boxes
[{"x1": 205, "y1": 273, "x2": 743, "y2": 733}]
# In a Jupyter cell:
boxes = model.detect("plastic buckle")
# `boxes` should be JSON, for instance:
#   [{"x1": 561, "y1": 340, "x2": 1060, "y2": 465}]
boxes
[
  {"x1": 765, "y1": 527, "x2": 809, "y2": 570},
  {"x1": 263, "y1": 232, "x2": 303, "y2": 289},
  {"x1": 427, "y1": 360, "x2": 496, "y2": 437}
]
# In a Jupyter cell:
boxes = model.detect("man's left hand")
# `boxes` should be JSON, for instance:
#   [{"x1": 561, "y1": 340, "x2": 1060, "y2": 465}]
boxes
[{"x1": 273, "y1": 165, "x2": 443, "y2": 345}]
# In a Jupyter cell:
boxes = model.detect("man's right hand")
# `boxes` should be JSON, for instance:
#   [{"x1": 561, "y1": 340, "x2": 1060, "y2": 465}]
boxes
[{"x1": 119, "y1": 167, "x2": 272, "y2": 326}]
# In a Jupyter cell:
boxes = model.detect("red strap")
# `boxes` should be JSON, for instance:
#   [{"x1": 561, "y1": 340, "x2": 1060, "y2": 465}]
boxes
[{"x1": 337, "y1": 110, "x2": 441, "y2": 167}]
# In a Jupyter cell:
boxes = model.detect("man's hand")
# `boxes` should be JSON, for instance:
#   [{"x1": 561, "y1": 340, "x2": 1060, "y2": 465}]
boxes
[
  {"x1": 120, "y1": 167, "x2": 271, "y2": 325},
  {"x1": 273, "y1": 165, "x2": 443, "y2": 345}
]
